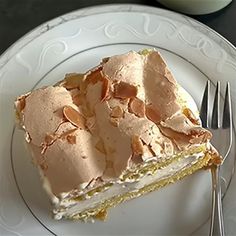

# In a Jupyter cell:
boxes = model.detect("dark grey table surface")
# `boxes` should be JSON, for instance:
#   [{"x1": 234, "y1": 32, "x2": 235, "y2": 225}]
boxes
[{"x1": 0, "y1": 0, "x2": 236, "y2": 55}]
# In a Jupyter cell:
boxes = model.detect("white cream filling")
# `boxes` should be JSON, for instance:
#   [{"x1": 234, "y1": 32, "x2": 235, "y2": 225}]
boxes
[{"x1": 53, "y1": 152, "x2": 204, "y2": 220}]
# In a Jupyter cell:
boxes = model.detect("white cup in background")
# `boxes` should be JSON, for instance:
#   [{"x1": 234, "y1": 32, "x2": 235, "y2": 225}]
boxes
[{"x1": 156, "y1": 0, "x2": 232, "y2": 15}]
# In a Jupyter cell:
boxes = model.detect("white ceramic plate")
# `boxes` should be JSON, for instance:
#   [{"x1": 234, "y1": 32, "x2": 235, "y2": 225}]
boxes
[{"x1": 0, "y1": 4, "x2": 235, "y2": 236}]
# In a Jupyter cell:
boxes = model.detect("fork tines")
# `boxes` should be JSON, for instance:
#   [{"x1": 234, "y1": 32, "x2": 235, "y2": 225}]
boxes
[
  {"x1": 223, "y1": 82, "x2": 232, "y2": 129},
  {"x1": 200, "y1": 81, "x2": 232, "y2": 129}
]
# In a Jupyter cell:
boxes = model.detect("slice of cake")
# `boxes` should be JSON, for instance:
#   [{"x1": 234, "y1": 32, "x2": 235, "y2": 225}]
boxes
[{"x1": 15, "y1": 50, "x2": 219, "y2": 221}]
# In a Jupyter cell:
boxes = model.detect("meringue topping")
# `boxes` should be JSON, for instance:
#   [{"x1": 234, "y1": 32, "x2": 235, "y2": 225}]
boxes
[{"x1": 16, "y1": 50, "x2": 212, "y2": 196}]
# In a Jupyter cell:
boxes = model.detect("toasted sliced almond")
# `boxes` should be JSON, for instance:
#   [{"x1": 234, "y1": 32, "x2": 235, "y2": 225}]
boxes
[
  {"x1": 109, "y1": 117, "x2": 119, "y2": 127},
  {"x1": 131, "y1": 135, "x2": 144, "y2": 156},
  {"x1": 110, "y1": 106, "x2": 123, "y2": 118},
  {"x1": 86, "y1": 69, "x2": 111, "y2": 102},
  {"x1": 128, "y1": 98, "x2": 145, "y2": 117},
  {"x1": 67, "y1": 135, "x2": 76, "y2": 144},
  {"x1": 62, "y1": 73, "x2": 84, "y2": 90},
  {"x1": 86, "y1": 69, "x2": 104, "y2": 85},
  {"x1": 95, "y1": 139, "x2": 106, "y2": 154},
  {"x1": 145, "y1": 105, "x2": 161, "y2": 123},
  {"x1": 101, "y1": 77, "x2": 110, "y2": 102},
  {"x1": 160, "y1": 124, "x2": 212, "y2": 149},
  {"x1": 158, "y1": 125, "x2": 189, "y2": 150},
  {"x1": 63, "y1": 106, "x2": 86, "y2": 129},
  {"x1": 183, "y1": 108, "x2": 200, "y2": 125},
  {"x1": 80, "y1": 68, "x2": 103, "y2": 93},
  {"x1": 114, "y1": 81, "x2": 138, "y2": 99},
  {"x1": 189, "y1": 129, "x2": 212, "y2": 144}
]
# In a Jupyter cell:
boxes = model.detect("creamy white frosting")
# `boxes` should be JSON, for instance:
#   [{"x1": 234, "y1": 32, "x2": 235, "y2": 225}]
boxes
[{"x1": 53, "y1": 152, "x2": 205, "y2": 220}]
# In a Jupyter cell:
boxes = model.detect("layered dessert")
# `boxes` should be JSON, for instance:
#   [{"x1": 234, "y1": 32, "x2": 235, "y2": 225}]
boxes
[{"x1": 15, "y1": 50, "x2": 219, "y2": 221}]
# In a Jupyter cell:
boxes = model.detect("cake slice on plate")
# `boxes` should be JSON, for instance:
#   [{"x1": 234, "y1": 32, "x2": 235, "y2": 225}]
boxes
[{"x1": 15, "y1": 50, "x2": 219, "y2": 221}]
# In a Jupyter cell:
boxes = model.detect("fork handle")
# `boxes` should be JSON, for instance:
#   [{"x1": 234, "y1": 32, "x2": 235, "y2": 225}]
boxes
[{"x1": 209, "y1": 166, "x2": 225, "y2": 236}]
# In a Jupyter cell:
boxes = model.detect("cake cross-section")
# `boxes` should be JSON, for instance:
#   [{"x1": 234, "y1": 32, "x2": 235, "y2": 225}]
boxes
[{"x1": 15, "y1": 50, "x2": 219, "y2": 221}]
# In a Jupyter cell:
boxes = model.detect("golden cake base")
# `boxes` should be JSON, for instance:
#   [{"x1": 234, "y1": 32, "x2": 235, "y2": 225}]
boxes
[{"x1": 68, "y1": 153, "x2": 212, "y2": 221}]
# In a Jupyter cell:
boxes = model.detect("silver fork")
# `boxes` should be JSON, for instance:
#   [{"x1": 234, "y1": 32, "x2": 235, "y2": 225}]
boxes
[{"x1": 200, "y1": 81, "x2": 233, "y2": 236}]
